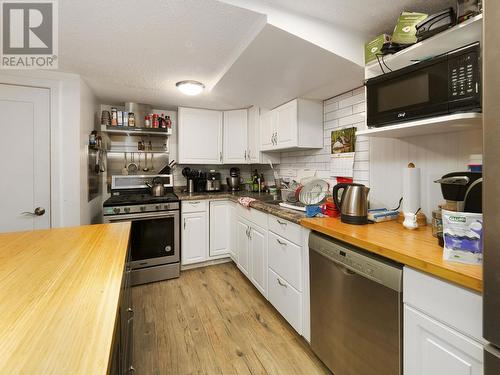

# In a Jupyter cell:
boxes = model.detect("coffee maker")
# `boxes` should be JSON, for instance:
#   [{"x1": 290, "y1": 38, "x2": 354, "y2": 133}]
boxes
[
  {"x1": 434, "y1": 171, "x2": 482, "y2": 213},
  {"x1": 226, "y1": 167, "x2": 241, "y2": 191}
]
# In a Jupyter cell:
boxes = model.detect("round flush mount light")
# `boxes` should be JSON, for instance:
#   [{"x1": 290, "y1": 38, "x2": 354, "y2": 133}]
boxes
[{"x1": 175, "y1": 80, "x2": 205, "y2": 96}]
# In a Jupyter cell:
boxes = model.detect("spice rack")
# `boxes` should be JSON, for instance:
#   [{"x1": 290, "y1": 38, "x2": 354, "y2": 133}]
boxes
[{"x1": 100, "y1": 125, "x2": 172, "y2": 137}]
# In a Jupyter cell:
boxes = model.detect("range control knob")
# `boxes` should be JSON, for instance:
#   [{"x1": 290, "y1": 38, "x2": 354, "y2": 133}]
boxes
[
  {"x1": 164, "y1": 204, "x2": 170, "y2": 210},
  {"x1": 140, "y1": 206, "x2": 146, "y2": 212},
  {"x1": 124, "y1": 207, "x2": 130, "y2": 213},
  {"x1": 155, "y1": 205, "x2": 161, "y2": 210},
  {"x1": 113, "y1": 207, "x2": 121, "y2": 214}
]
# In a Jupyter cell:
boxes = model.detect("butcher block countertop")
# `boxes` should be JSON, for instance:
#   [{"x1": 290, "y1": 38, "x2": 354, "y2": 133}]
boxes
[
  {"x1": 300, "y1": 218, "x2": 483, "y2": 292},
  {"x1": 0, "y1": 223, "x2": 131, "y2": 374}
]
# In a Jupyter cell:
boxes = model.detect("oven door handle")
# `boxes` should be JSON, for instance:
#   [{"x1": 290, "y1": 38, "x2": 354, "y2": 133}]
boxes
[{"x1": 104, "y1": 210, "x2": 179, "y2": 222}]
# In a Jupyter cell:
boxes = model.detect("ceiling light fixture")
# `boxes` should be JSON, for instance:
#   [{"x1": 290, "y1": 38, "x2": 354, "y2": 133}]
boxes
[{"x1": 175, "y1": 80, "x2": 205, "y2": 96}]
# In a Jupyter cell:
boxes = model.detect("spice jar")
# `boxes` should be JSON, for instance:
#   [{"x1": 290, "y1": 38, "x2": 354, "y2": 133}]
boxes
[
  {"x1": 144, "y1": 115, "x2": 151, "y2": 128},
  {"x1": 110, "y1": 107, "x2": 118, "y2": 126},
  {"x1": 128, "y1": 112, "x2": 135, "y2": 127},
  {"x1": 165, "y1": 115, "x2": 172, "y2": 130},
  {"x1": 152, "y1": 114, "x2": 159, "y2": 128}
]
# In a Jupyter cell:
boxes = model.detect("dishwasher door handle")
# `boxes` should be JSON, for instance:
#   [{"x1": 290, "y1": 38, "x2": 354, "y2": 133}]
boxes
[{"x1": 332, "y1": 261, "x2": 357, "y2": 276}]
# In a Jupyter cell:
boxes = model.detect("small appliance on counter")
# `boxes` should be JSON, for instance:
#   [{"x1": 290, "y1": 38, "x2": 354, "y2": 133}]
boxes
[
  {"x1": 227, "y1": 167, "x2": 241, "y2": 191},
  {"x1": 206, "y1": 170, "x2": 221, "y2": 192},
  {"x1": 332, "y1": 183, "x2": 370, "y2": 224},
  {"x1": 434, "y1": 171, "x2": 482, "y2": 213}
]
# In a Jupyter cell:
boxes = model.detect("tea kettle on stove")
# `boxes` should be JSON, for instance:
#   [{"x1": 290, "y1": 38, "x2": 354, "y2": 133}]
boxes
[{"x1": 332, "y1": 183, "x2": 370, "y2": 224}]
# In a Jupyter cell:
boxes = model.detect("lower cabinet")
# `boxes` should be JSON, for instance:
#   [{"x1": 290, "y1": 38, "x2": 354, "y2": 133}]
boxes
[
  {"x1": 403, "y1": 267, "x2": 484, "y2": 375},
  {"x1": 249, "y1": 224, "x2": 268, "y2": 296},
  {"x1": 268, "y1": 268, "x2": 302, "y2": 332},
  {"x1": 235, "y1": 217, "x2": 267, "y2": 296},
  {"x1": 209, "y1": 201, "x2": 231, "y2": 258},
  {"x1": 181, "y1": 211, "x2": 208, "y2": 265},
  {"x1": 236, "y1": 219, "x2": 250, "y2": 276},
  {"x1": 404, "y1": 305, "x2": 483, "y2": 375}
]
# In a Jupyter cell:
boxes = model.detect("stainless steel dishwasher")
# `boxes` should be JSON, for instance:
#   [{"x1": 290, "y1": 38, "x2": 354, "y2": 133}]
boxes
[{"x1": 309, "y1": 232, "x2": 403, "y2": 375}]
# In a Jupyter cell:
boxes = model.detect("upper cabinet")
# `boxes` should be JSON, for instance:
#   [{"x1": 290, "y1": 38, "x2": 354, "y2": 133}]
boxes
[
  {"x1": 223, "y1": 109, "x2": 248, "y2": 164},
  {"x1": 260, "y1": 98, "x2": 323, "y2": 152},
  {"x1": 178, "y1": 107, "x2": 223, "y2": 164},
  {"x1": 178, "y1": 106, "x2": 279, "y2": 165}
]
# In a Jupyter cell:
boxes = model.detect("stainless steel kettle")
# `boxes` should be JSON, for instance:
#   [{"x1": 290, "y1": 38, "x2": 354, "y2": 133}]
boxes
[
  {"x1": 146, "y1": 177, "x2": 165, "y2": 197},
  {"x1": 332, "y1": 183, "x2": 370, "y2": 224}
]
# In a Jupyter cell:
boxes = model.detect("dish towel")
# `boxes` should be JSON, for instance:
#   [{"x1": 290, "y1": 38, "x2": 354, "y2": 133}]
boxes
[{"x1": 238, "y1": 197, "x2": 256, "y2": 208}]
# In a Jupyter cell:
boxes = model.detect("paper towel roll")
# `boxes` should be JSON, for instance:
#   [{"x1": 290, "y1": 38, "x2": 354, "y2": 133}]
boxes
[{"x1": 402, "y1": 166, "x2": 420, "y2": 214}]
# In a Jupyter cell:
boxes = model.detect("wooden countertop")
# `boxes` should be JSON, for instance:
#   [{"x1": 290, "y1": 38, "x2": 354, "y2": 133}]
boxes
[
  {"x1": 0, "y1": 223, "x2": 131, "y2": 374},
  {"x1": 300, "y1": 218, "x2": 483, "y2": 292}
]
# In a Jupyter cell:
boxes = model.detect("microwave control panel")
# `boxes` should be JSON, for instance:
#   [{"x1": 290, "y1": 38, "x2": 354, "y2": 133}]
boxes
[{"x1": 450, "y1": 51, "x2": 479, "y2": 98}]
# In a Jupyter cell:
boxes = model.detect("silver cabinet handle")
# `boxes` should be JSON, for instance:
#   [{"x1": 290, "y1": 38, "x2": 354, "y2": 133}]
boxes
[
  {"x1": 220, "y1": 151, "x2": 223, "y2": 162},
  {"x1": 127, "y1": 307, "x2": 134, "y2": 318},
  {"x1": 244, "y1": 150, "x2": 247, "y2": 160},
  {"x1": 276, "y1": 238, "x2": 287, "y2": 246},
  {"x1": 129, "y1": 366, "x2": 136, "y2": 373},
  {"x1": 183, "y1": 218, "x2": 186, "y2": 229},
  {"x1": 274, "y1": 132, "x2": 278, "y2": 144},
  {"x1": 190, "y1": 201, "x2": 200, "y2": 204},
  {"x1": 21, "y1": 207, "x2": 45, "y2": 216},
  {"x1": 277, "y1": 219, "x2": 287, "y2": 226},
  {"x1": 277, "y1": 278, "x2": 287, "y2": 288},
  {"x1": 248, "y1": 149, "x2": 251, "y2": 160}
]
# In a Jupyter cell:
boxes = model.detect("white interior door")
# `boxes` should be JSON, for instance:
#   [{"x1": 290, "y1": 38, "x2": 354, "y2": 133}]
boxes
[{"x1": 0, "y1": 84, "x2": 50, "y2": 233}]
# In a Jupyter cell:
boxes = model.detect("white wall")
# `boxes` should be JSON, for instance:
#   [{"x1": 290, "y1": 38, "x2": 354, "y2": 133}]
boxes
[
  {"x1": 369, "y1": 130, "x2": 483, "y2": 218},
  {"x1": 80, "y1": 80, "x2": 101, "y2": 224},
  {"x1": 0, "y1": 71, "x2": 100, "y2": 227},
  {"x1": 277, "y1": 87, "x2": 368, "y2": 187}
]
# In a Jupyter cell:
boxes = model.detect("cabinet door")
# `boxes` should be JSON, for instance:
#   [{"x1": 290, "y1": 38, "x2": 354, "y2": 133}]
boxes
[
  {"x1": 249, "y1": 225, "x2": 268, "y2": 297},
  {"x1": 209, "y1": 201, "x2": 230, "y2": 258},
  {"x1": 247, "y1": 106, "x2": 260, "y2": 163},
  {"x1": 260, "y1": 110, "x2": 276, "y2": 151},
  {"x1": 276, "y1": 99, "x2": 298, "y2": 149},
  {"x1": 181, "y1": 211, "x2": 208, "y2": 265},
  {"x1": 404, "y1": 305, "x2": 483, "y2": 375},
  {"x1": 223, "y1": 109, "x2": 248, "y2": 163},
  {"x1": 229, "y1": 202, "x2": 237, "y2": 261},
  {"x1": 178, "y1": 107, "x2": 223, "y2": 164},
  {"x1": 236, "y1": 219, "x2": 250, "y2": 276}
]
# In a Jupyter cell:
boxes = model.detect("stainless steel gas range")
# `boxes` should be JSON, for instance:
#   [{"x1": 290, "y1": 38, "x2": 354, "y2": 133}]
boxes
[{"x1": 103, "y1": 174, "x2": 180, "y2": 286}]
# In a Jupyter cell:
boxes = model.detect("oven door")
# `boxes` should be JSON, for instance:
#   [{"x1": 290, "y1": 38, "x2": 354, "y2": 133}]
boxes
[
  {"x1": 366, "y1": 57, "x2": 449, "y2": 127},
  {"x1": 105, "y1": 211, "x2": 180, "y2": 269}
]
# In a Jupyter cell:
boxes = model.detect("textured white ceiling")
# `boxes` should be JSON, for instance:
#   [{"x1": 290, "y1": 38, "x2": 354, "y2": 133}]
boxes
[
  {"x1": 58, "y1": 0, "x2": 266, "y2": 108},
  {"x1": 259, "y1": 0, "x2": 456, "y2": 37},
  {"x1": 57, "y1": 0, "x2": 455, "y2": 109}
]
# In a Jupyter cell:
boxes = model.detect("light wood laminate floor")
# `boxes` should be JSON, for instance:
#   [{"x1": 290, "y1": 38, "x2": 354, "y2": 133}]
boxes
[{"x1": 132, "y1": 262, "x2": 330, "y2": 374}]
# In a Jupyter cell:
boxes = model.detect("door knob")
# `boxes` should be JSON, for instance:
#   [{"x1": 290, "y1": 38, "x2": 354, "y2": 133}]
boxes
[{"x1": 21, "y1": 207, "x2": 45, "y2": 216}]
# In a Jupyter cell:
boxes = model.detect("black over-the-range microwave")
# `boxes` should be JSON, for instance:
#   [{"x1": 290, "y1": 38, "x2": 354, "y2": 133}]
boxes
[{"x1": 365, "y1": 42, "x2": 481, "y2": 128}]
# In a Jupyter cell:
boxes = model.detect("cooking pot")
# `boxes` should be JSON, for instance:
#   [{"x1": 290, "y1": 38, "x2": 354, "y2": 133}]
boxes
[{"x1": 146, "y1": 177, "x2": 165, "y2": 197}]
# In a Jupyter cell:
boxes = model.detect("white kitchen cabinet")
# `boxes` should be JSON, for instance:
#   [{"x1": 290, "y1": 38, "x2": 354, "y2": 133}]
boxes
[
  {"x1": 260, "y1": 98, "x2": 323, "y2": 151},
  {"x1": 236, "y1": 219, "x2": 250, "y2": 276},
  {"x1": 223, "y1": 109, "x2": 248, "y2": 164},
  {"x1": 178, "y1": 107, "x2": 223, "y2": 164},
  {"x1": 181, "y1": 211, "x2": 208, "y2": 265},
  {"x1": 209, "y1": 201, "x2": 231, "y2": 258},
  {"x1": 249, "y1": 225, "x2": 268, "y2": 297},
  {"x1": 268, "y1": 268, "x2": 302, "y2": 333},
  {"x1": 260, "y1": 110, "x2": 276, "y2": 151},
  {"x1": 229, "y1": 202, "x2": 237, "y2": 262},
  {"x1": 404, "y1": 305, "x2": 484, "y2": 375},
  {"x1": 248, "y1": 106, "x2": 280, "y2": 165}
]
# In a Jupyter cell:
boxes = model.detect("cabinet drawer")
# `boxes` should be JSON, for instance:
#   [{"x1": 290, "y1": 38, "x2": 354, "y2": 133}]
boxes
[
  {"x1": 268, "y1": 232, "x2": 302, "y2": 291},
  {"x1": 403, "y1": 267, "x2": 483, "y2": 342},
  {"x1": 182, "y1": 200, "x2": 208, "y2": 213},
  {"x1": 268, "y1": 215, "x2": 302, "y2": 245},
  {"x1": 236, "y1": 204, "x2": 268, "y2": 229},
  {"x1": 268, "y1": 268, "x2": 302, "y2": 334}
]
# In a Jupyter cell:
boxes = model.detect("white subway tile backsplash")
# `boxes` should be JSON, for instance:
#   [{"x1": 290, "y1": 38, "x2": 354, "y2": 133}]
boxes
[
  {"x1": 325, "y1": 107, "x2": 352, "y2": 121},
  {"x1": 339, "y1": 112, "x2": 366, "y2": 127},
  {"x1": 352, "y1": 102, "x2": 366, "y2": 114},
  {"x1": 324, "y1": 101, "x2": 339, "y2": 113},
  {"x1": 352, "y1": 86, "x2": 365, "y2": 96},
  {"x1": 339, "y1": 93, "x2": 365, "y2": 109}
]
